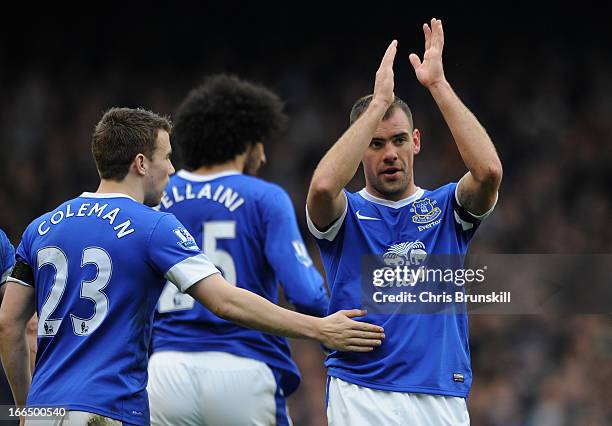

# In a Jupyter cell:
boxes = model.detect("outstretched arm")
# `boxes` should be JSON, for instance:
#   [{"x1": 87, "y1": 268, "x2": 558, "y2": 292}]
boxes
[
  {"x1": 187, "y1": 273, "x2": 384, "y2": 352},
  {"x1": 410, "y1": 18, "x2": 502, "y2": 214},
  {"x1": 307, "y1": 40, "x2": 398, "y2": 230}
]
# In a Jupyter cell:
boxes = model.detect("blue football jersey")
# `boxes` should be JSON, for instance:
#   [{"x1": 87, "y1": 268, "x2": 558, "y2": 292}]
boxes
[
  {"x1": 15, "y1": 193, "x2": 218, "y2": 425},
  {"x1": 1, "y1": 228, "x2": 15, "y2": 283},
  {"x1": 152, "y1": 170, "x2": 328, "y2": 396},
  {"x1": 308, "y1": 183, "x2": 493, "y2": 398}
]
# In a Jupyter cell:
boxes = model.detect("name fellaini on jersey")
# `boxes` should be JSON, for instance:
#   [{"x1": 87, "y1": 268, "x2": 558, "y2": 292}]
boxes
[
  {"x1": 36, "y1": 201, "x2": 134, "y2": 239},
  {"x1": 160, "y1": 181, "x2": 245, "y2": 212}
]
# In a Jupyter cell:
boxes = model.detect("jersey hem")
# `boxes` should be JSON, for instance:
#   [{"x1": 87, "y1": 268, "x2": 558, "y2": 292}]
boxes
[
  {"x1": 27, "y1": 403, "x2": 145, "y2": 425},
  {"x1": 327, "y1": 370, "x2": 469, "y2": 398}
]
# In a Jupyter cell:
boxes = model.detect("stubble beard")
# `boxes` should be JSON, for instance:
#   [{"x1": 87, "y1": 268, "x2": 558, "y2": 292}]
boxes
[{"x1": 370, "y1": 172, "x2": 411, "y2": 200}]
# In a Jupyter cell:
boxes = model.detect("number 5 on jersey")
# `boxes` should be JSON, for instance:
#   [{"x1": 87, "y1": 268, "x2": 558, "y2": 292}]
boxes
[{"x1": 158, "y1": 221, "x2": 237, "y2": 313}]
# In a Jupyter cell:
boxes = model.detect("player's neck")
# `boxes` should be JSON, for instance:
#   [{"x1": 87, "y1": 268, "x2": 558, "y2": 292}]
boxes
[
  {"x1": 191, "y1": 153, "x2": 247, "y2": 176},
  {"x1": 365, "y1": 181, "x2": 419, "y2": 202},
  {"x1": 96, "y1": 179, "x2": 144, "y2": 203}
]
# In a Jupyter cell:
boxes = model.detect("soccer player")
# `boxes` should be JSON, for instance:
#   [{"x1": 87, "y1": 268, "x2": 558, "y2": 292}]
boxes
[
  {"x1": 147, "y1": 74, "x2": 329, "y2": 425},
  {"x1": 0, "y1": 107, "x2": 384, "y2": 426},
  {"x1": 306, "y1": 19, "x2": 502, "y2": 424}
]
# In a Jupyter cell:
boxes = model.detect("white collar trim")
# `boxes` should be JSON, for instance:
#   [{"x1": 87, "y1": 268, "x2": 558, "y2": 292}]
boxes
[
  {"x1": 177, "y1": 169, "x2": 241, "y2": 182},
  {"x1": 80, "y1": 192, "x2": 137, "y2": 201},
  {"x1": 358, "y1": 187, "x2": 425, "y2": 209}
]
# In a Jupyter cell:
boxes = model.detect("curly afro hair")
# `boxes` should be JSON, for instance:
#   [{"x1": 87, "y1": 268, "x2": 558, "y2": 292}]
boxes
[{"x1": 173, "y1": 74, "x2": 287, "y2": 170}]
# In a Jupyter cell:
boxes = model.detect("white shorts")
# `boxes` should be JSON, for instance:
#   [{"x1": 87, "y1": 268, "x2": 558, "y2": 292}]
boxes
[
  {"x1": 24, "y1": 411, "x2": 122, "y2": 425},
  {"x1": 327, "y1": 377, "x2": 470, "y2": 426},
  {"x1": 147, "y1": 351, "x2": 292, "y2": 426}
]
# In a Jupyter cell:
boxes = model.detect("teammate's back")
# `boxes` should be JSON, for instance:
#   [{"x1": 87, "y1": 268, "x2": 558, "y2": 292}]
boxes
[{"x1": 153, "y1": 171, "x2": 327, "y2": 395}]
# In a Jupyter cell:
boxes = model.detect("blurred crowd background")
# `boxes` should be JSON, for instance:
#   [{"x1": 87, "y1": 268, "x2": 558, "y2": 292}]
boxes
[{"x1": 1, "y1": 4, "x2": 610, "y2": 425}]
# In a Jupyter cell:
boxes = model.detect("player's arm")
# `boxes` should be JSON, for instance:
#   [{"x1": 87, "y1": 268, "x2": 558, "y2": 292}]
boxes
[
  {"x1": 307, "y1": 40, "x2": 398, "y2": 230},
  {"x1": 0, "y1": 275, "x2": 35, "y2": 406},
  {"x1": 263, "y1": 189, "x2": 328, "y2": 317},
  {"x1": 186, "y1": 273, "x2": 384, "y2": 352},
  {"x1": 409, "y1": 18, "x2": 502, "y2": 215}
]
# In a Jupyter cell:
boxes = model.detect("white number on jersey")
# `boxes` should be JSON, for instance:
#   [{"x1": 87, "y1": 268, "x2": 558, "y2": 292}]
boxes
[
  {"x1": 37, "y1": 246, "x2": 112, "y2": 337},
  {"x1": 158, "y1": 221, "x2": 237, "y2": 313}
]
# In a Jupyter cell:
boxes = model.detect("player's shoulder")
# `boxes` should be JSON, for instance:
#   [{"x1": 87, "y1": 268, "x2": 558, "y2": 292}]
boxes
[{"x1": 221, "y1": 174, "x2": 289, "y2": 202}]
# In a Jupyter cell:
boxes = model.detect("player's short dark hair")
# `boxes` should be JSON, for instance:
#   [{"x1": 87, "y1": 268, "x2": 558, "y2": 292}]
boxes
[
  {"x1": 92, "y1": 107, "x2": 172, "y2": 181},
  {"x1": 349, "y1": 95, "x2": 413, "y2": 128},
  {"x1": 173, "y1": 74, "x2": 287, "y2": 170}
]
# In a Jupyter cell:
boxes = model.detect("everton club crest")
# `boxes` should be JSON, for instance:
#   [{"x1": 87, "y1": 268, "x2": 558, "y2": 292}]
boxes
[{"x1": 410, "y1": 198, "x2": 442, "y2": 224}]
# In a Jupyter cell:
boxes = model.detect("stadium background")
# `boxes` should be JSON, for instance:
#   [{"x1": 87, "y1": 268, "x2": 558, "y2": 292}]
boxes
[{"x1": 1, "y1": 4, "x2": 610, "y2": 425}]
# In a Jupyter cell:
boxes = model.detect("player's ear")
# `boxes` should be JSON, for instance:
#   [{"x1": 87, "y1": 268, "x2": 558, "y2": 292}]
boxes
[
  {"x1": 257, "y1": 142, "x2": 266, "y2": 165},
  {"x1": 412, "y1": 128, "x2": 421, "y2": 155},
  {"x1": 133, "y1": 153, "x2": 147, "y2": 176}
]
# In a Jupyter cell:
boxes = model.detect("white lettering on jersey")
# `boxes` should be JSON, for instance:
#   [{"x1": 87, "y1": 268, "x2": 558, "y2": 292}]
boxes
[
  {"x1": 165, "y1": 184, "x2": 246, "y2": 212},
  {"x1": 37, "y1": 203, "x2": 135, "y2": 239},
  {"x1": 197, "y1": 184, "x2": 212, "y2": 199},
  {"x1": 102, "y1": 208, "x2": 119, "y2": 225}
]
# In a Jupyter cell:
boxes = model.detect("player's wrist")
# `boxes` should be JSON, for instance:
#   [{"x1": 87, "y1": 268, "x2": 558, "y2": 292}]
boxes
[
  {"x1": 307, "y1": 316, "x2": 325, "y2": 342},
  {"x1": 426, "y1": 78, "x2": 451, "y2": 93},
  {"x1": 369, "y1": 97, "x2": 393, "y2": 112}
]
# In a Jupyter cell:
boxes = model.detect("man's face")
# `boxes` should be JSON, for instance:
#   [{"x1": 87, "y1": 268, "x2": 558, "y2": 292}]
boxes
[
  {"x1": 362, "y1": 108, "x2": 420, "y2": 200},
  {"x1": 244, "y1": 142, "x2": 266, "y2": 176},
  {"x1": 143, "y1": 130, "x2": 175, "y2": 206}
]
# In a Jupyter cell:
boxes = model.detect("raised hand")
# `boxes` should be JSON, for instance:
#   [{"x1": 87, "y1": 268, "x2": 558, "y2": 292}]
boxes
[
  {"x1": 409, "y1": 18, "x2": 446, "y2": 88},
  {"x1": 318, "y1": 309, "x2": 385, "y2": 352},
  {"x1": 373, "y1": 40, "x2": 397, "y2": 108}
]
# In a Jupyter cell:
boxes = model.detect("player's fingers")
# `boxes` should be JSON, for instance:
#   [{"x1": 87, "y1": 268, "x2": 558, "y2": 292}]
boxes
[
  {"x1": 348, "y1": 330, "x2": 385, "y2": 340},
  {"x1": 436, "y1": 19, "x2": 444, "y2": 49},
  {"x1": 340, "y1": 308, "x2": 367, "y2": 319},
  {"x1": 409, "y1": 53, "x2": 421, "y2": 71},
  {"x1": 341, "y1": 346, "x2": 375, "y2": 353},
  {"x1": 423, "y1": 23, "x2": 431, "y2": 50},
  {"x1": 378, "y1": 39, "x2": 398, "y2": 70},
  {"x1": 430, "y1": 18, "x2": 443, "y2": 50},
  {"x1": 347, "y1": 338, "x2": 382, "y2": 347},
  {"x1": 350, "y1": 321, "x2": 385, "y2": 334}
]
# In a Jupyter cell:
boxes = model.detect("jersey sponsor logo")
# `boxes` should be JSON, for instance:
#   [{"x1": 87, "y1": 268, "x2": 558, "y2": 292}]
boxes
[
  {"x1": 292, "y1": 240, "x2": 313, "y2": 267},
  {"x1": 382, "y1": 240, "x2": 428, "y2": 267},
  {"x1": 173, "y1": 227, "x2": 199, "y2": 251},
  {"x1": 356, "y1": 210, "x2": 381, "y2": 221},
  {"x1": 410, "y1": 198, "x2": 442, "y2": 224},
  {"x1": 417, "y1": 218, "x2": 442, "y2": 232}
]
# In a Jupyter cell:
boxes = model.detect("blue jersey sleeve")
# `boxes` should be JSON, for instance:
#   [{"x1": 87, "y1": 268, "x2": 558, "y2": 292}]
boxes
[
  {"x1": 148, "y1": 214, "x2": 219, "y2": 293},
  {"x1": 449, "y1": 181, "x2": 497, "y2": 240},
  {"x1": 262, "y1": 187, "x2": 328, "y2": 317},
  {"x1": 0, "y1": 229, "x2": 15, "y2": 284}
]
